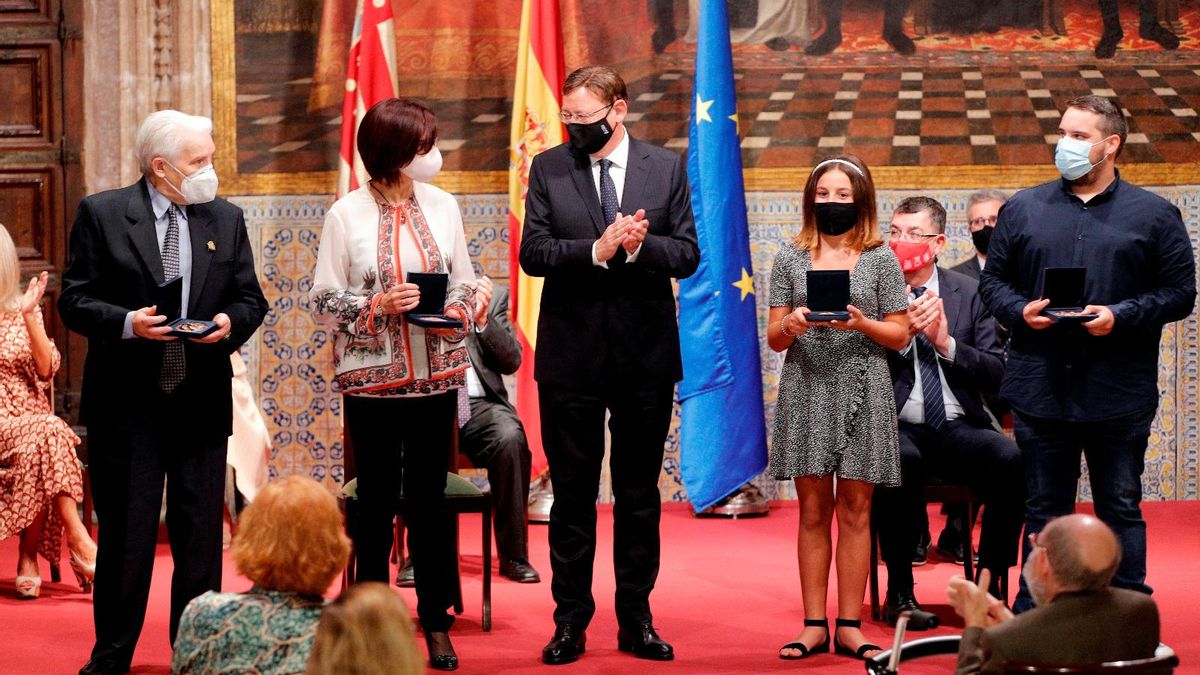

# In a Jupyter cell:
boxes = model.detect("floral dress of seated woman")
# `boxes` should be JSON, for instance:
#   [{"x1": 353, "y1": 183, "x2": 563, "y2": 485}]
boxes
[{"x1": 0, "y1": 310, "x2": 83, "y2": 567}]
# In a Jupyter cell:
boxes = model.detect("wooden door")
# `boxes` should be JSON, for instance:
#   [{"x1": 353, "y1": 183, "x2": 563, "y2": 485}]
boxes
[{"x1": 0, "y1": 0, "x2": 83, "y2": 417}]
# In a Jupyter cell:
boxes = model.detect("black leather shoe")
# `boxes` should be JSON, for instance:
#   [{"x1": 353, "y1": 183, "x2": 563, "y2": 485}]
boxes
[
  {"x1": 499, "y1": 559, "x2": 541, "y2": 583},
  {"x1": 912, "y1": 530, "x2": 930, "y2": 566},
  {"x1": 617, "y1": 621, "x2": 674, "y2": 661},
  {"x1": 883, "y1": 590, "x2": 940, "y2": 630},
  {"x1": 424, "y1": 631, "x2": 458, "y2": 671},
  {"x1": 395, "y1": 559, "x2": 415, "y2": 587},
  {"x1": 542, "y1": 623, "x2": 586, "y2": 665},
  {"x1": 79, "y1": 658, "x2": 129, "y2": 675}
]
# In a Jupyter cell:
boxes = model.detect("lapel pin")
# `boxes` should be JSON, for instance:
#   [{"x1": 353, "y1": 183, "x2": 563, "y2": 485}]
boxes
[{"x1": 206, "y1": 241, "x2": 216, "y2": 252}]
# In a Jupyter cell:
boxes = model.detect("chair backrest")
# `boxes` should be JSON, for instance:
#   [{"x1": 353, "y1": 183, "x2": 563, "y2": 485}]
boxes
[{"x1": 1002, "y1": 646, "x2": 1179, "y2": 674}]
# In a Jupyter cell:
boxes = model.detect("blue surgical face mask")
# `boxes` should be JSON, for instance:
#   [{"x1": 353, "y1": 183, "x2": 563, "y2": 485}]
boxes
[{"x1": 1054, "y1": 135, "x2": 1113, "y2": 181}]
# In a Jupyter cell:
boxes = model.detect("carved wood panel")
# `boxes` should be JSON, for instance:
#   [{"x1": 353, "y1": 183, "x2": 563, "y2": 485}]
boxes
[
  {"x1": 0, "y1": 0, "x2": 51, "y2": 23},
  {"x1": 0, "y1": 46, "x2": 52, "y2": 143},
  {"x1": 0, "y1": 167, "x2": 53, "y2": 266}
]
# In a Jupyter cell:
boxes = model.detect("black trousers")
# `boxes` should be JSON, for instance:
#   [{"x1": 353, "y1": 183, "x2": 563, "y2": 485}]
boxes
[
  {"x1": 874, "y1": 420, "x2": 1025, "y2": 597},
  {"x1": 459, "y1": 397, "x2": 532, "y2": 562},
  {"x1": 819, "y1": 0, "x2": 911, "y2": 34},
  {"x1": 88, "y1": 422, "x2": 226, "y2": 667},
  {"x1": 344, "y1": 393, "x2": 457, "y2": 632},
  {"x1": 539, "y1": 381, "x2": 674, "y2": 629}
]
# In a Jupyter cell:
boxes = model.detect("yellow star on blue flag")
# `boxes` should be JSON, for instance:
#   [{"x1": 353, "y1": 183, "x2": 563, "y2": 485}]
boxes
[{"x1": 732, "y1": 268, "x2": 754, "y2": 301}]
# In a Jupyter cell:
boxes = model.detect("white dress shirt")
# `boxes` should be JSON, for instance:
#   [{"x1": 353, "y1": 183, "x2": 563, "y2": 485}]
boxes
[
  {"x1": 588, "y1": 129, "x2": 642, "y2": 267},
  {"x1": 123, "y1": 181, "x2": 192, "y2": 338},
  {"x1": 898, "y1": 270, "x2": 965, "y2": 425}
]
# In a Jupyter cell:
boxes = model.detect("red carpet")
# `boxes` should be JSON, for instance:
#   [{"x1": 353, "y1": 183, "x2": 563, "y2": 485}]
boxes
[{"x1": 1, "y1": 501, "x2": 1196, "y2": 674}]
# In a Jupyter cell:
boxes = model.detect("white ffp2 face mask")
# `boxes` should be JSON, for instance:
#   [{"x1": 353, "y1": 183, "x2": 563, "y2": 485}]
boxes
[
  {"x1": 401, "y1": 147, "x2": 443, "y2": 183},
  {"x1": 164, "y1": 161, "x2": 219, "y2": 204}
]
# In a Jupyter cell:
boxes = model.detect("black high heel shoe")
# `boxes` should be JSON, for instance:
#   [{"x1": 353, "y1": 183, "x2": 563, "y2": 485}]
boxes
[
  {"x1": 832, "y1": 618, "x2": 882, "y2": 660},
  {"x1": 778, "y1": 618, "x2": 830, "y2": 660},
  {"x1": 425, "y1": 631, "x2": 458, "y2": 671}
]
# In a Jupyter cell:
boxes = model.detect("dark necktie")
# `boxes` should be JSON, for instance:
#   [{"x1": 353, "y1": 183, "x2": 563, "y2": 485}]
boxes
[
  {"x1": 911, "y1": 286, "x2": 945, "y2": 430},
  {"x1": 598, "y1": 158, "x2": 626, "y2": 264},
  {"x1": 160, "y1": 205, "x2": 185, "y2": 393}
]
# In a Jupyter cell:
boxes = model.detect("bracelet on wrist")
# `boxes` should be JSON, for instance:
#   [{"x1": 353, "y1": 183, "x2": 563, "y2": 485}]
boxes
[{"x1": 780, "y1": 317, "x2": 794, "y2": 337}]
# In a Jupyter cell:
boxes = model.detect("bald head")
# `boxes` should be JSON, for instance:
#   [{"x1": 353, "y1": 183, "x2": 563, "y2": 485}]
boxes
[{"x1": 1041, "y1": 514, "x2": 1122, "y2": 592}]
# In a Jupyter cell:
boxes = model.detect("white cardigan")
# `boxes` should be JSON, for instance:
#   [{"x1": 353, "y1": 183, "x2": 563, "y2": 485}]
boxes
[{"x1": 310, "y1": 181, "x2": 476, "y2": 397}]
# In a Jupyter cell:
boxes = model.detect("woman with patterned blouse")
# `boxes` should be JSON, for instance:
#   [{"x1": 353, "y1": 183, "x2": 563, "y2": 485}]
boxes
[
  {"x1": 0, "y1": 224, "x2": 97, "y2": 599},
  {"x1": 172, "y1": 475, "x2": 350, "y2": 674},
  {"x1": 766, "y1": 155, "x2": 910, "y2": 662},
  {"x1": 310, "y1": 97, "x2": 474, "y2": 671}
]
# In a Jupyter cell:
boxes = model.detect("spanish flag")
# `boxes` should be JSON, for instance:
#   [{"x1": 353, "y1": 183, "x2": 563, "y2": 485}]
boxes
[
  {"x1": 337, "y1": 0, "x2": 398, "y2": 197},
  {"x1": 509, "y1": 0, "x2": 564, "y2": 474}
]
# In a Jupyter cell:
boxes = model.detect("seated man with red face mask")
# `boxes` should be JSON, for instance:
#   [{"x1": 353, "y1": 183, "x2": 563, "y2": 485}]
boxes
[{"x1": 871, "y1": 196, "x2": 1025, "y2": 629}]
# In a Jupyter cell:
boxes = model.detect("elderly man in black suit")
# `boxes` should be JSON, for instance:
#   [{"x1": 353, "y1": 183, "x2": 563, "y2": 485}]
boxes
[
  {"x1": 60, "y1": 110, "x2": 268, "y2": 675},
  {"x1": 948, "y1": 514, "x2": 1160, "y2": 674},
  {"x1": 519, "y1": 65, "x2": 699, "y2": 665},
  {"x1": 873, "y1": 196, "x2": 1023, "y2": 630},
  {"x1": 951, "y1": 190, "x2": 1007, "y2": 283}
]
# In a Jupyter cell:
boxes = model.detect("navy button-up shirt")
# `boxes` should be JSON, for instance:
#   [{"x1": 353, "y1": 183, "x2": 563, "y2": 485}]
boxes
[{"x1": 979, "y1": 172, "x2": 1196, "y2": 422}]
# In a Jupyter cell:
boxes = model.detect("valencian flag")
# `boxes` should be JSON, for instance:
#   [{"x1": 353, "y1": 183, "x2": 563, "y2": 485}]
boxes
[
  {"x1": 678, "y1": 0, "x2": 768, "y2": 511},
  {"x1": 509, "y1": 0, "x2": 564, "y2": 474},
  {"x1": 337, "y1": 0, "x2": 398, "y2": 197}
]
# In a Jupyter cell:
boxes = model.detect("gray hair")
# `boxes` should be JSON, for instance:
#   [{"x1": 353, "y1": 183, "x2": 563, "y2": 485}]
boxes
[
  {"x1": 967, "y1": 189, "x2": 1008, "y2": 210},
  {"x1": 135, "y1": 110, "x2": 214, "y2": 175},
  {"x1": 1041, "y1": 521, "x2": 1122, "y2": 592}
]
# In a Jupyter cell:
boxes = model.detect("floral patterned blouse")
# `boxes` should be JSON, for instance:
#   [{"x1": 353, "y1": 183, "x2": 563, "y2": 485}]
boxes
[
  {"x1": 171, "y1": 588, "x2": 326, "y2": 675},
  {"x1": 310, "y1": 181, "x2": 475, "y2": 397}
]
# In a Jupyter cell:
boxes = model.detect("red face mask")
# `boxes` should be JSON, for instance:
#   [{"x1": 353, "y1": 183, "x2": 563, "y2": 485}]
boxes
[{"x1": 889, "y1": 239, "x2": 935, "y2": 273}]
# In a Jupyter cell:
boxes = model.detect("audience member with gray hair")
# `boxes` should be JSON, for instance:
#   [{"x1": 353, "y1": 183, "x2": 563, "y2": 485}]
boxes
[
  {"x1": 950, "y1": 189, "x2": 1008, "y2": 282},
  {"x1": 948, "y1": 514, "x2": 1160, "y2": 674}
]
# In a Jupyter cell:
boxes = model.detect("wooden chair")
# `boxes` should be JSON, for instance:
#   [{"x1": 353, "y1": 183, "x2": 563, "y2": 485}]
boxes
[
  {"x1": 869, "y1": 477, "x2": 1009, "y2": 620},
  {"x1": 339, "y1": 421, "x2": 493, "y2": 631}
]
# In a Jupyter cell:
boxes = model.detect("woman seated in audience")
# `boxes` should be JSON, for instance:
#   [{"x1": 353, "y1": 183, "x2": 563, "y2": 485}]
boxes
[
  {"x1": 0, "y1": 224, "x2": 97, "y2": 599},
  {"x1": 172, "y1": 475, "x2": 350, "y2": 674},
  {"x1": 305, "y1": 582, "x2": 425, "y2": 675}
]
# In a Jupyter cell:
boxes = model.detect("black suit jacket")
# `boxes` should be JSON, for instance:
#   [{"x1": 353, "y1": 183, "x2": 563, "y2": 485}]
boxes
[
  {"x1": 950, "y1": 255, "x2": 982, "y2": 281},
  {"x1": 888, "y1": 267, "x2": 1004, "y2": 427},
  {"x1": 59, "y1": 178, "x2": 269, "y2": 441},
  {"x1": 467, "y1": 285, "x2": 521, "y2": 408},
  {"x1": 518, "y1": 136, "x2": 699, "y2": 387}
]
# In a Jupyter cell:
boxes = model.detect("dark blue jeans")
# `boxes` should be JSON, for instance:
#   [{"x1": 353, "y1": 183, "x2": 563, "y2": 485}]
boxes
[{"x1": 1011, "y1": 409, "x2": 1156, "y2": 613}]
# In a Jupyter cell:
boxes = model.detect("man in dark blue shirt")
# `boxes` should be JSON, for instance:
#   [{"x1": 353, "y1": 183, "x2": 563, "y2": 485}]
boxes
[{"x1": 979, "y1": 95, "x2": 1196, "y2": 613}]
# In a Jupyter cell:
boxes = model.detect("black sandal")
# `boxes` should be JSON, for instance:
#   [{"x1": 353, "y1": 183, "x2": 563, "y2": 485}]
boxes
[
  {"x1": 832, "y1": 618, "x2": 882, "y2": 660},
  {"x1": 778, "y1": 618, "x2": 830, "y2": 660}
]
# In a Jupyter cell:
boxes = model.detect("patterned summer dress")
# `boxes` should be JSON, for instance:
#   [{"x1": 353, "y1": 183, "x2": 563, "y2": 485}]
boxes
[
  {"x1": 767, "y1": 243, "x2": 908, "y2": 485},
  {"x1": 171, "y1": 588, "x2": 326, "y2": 674},
  {"x1": 0, "y1": 310, "x2": 82, "y2": 564}
]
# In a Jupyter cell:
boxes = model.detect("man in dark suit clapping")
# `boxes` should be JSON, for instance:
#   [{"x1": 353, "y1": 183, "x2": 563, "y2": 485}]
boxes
[
  {"x1": 519, "y1": 65, "x2": 699, "y2": 665},
  {"x1": 874, "y1": 197, "x2": 1023, "y2": 630},
  {"x1": 60, "y1": 110, "x2": 268, "y2": 675}
]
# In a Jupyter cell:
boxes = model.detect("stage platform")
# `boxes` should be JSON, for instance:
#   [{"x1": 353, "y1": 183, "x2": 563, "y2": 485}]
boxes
[{"x1": 1, "y1": 500, "x2": 1195, "y2": 674}]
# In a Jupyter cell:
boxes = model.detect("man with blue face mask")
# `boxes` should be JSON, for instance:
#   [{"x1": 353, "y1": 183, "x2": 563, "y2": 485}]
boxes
[
  {"x1": 978, "y1": 95, "x2": 1195, "y2": 615},
  {"x1": 61, "y1": 110, "x2": 268, "y2": 675}
]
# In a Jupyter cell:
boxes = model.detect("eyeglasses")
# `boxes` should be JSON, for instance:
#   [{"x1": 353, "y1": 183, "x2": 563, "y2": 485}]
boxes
[
  {"x1": 969, "y1": 216, "x2": 998, "y2": 228},
  {"x1": 888, "y1": 229, "x2": 941, "y2": 243},
  {"x1": 560, "y1": 102, "x2": 615, "y2": 124}
]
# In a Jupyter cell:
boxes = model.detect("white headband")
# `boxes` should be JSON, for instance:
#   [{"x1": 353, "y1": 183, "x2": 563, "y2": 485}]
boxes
[{"x1": 811, "y1": 158, "x2": 865, "y2": 178}]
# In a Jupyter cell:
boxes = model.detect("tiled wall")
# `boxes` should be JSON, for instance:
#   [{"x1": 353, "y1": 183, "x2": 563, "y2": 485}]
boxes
[{"x1": 233, "y1": 187, "x2": 1200, "y2": 502}]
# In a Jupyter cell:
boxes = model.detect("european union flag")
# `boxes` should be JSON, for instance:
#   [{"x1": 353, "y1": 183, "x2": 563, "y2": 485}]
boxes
[{"x1": 678, "y1": 0, "x2": 768, "y2": 512}]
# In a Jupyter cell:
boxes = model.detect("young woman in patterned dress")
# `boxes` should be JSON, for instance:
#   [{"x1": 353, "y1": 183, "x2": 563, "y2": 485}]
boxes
[
  {"x1": 767, "y1": 155, "x2": 910, "y2": 661},
  {"x1": 0, "y1": 224, "x2": 97, "y2": 598}
]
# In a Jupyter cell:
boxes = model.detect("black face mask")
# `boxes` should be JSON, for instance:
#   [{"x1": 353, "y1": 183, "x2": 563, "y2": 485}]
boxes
[
  {"x1": 813, "y1": 202, "x2": 858, "y2": 236},
  {"x1": 971, "y1": 226, "x2": 993, "y2": 255},
  {"x1": 566, "y1": 109, "x2": 615, "y2": 155}
]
